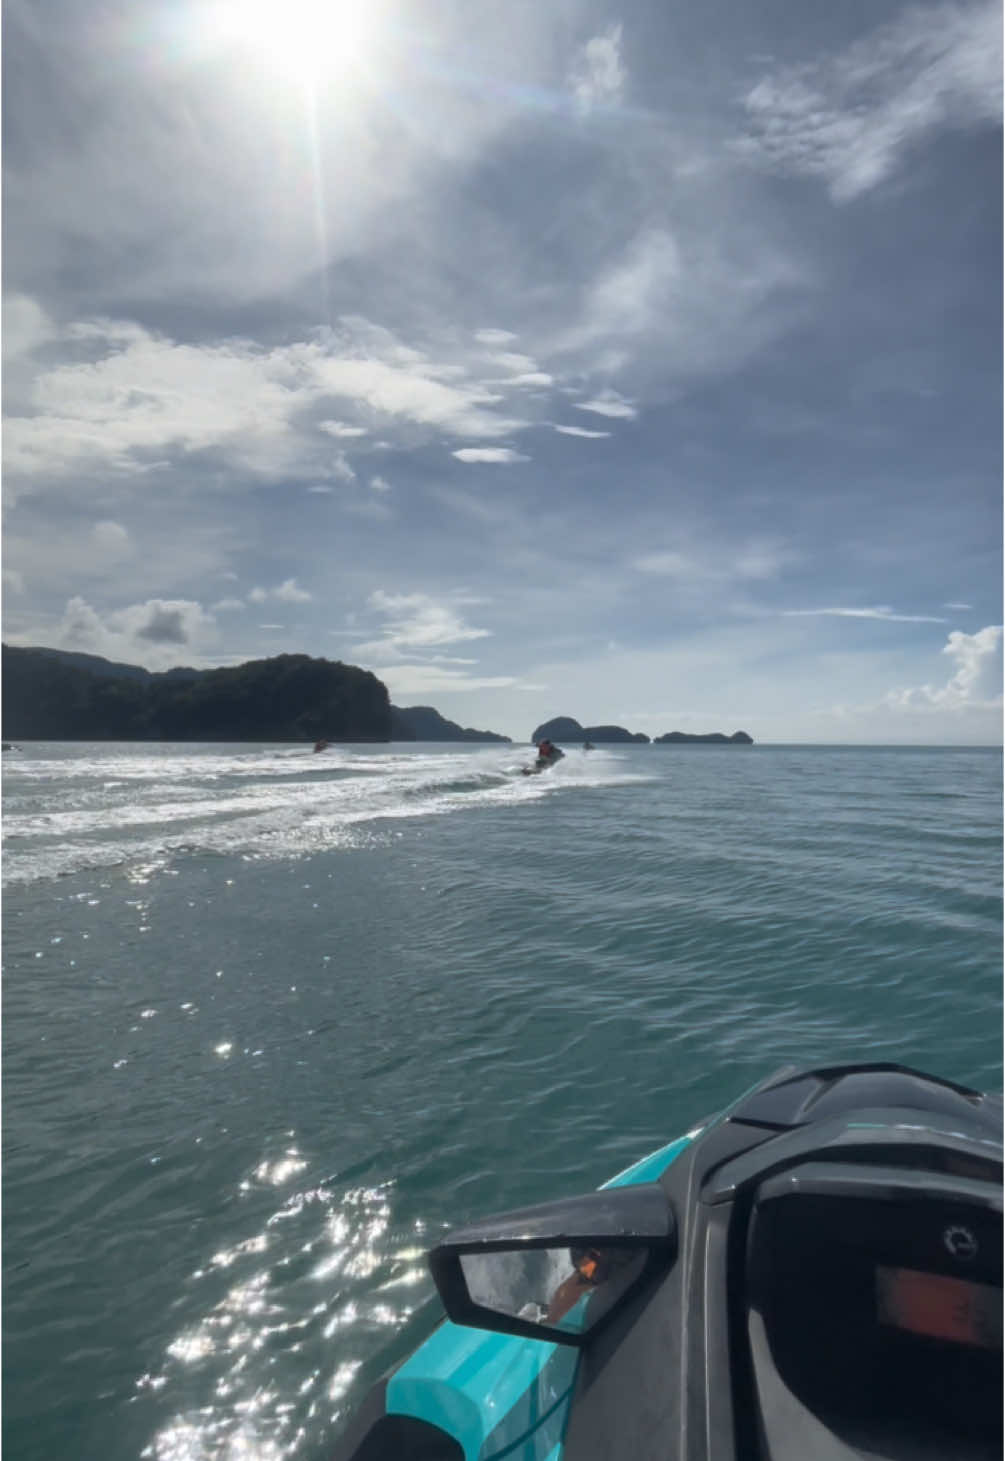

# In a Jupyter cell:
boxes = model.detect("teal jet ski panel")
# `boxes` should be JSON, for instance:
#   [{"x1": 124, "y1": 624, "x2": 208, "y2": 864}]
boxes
[{"x1": 331, "y1": 1064, "x2": 1002, "y2": 1461}]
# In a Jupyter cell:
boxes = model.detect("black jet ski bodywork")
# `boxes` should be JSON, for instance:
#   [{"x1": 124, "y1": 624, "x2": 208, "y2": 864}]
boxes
[{"x1": 332, "y1": 1063, "x2": 1002, "y2": 1461}]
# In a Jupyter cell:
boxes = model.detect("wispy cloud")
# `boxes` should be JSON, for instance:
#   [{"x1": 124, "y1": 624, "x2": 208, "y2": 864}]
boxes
[
  {"x1": 635, "y1": 541, "x2": 797, "y2": 583},
  {"x1": 573, "y1": 390, "x2": 638, "y2": 420},
  {"x1": 945, "y1": 601, "x2": 974, "y2": 610},
  {"x1": 783, "y1": 606, "x2": 947, "y2": 623},
  {"x1": 553, "y1": 424, "x2": 612, "y2": 439},
  {"x1": 350, "y1": 590, "x2": 492, "y2": 661},
  {"x1": 569, "y1": 23, "x2": 626, "y2": 112},
  {"x1": 738, "y1": 0, "x2": 1002, "y2": 200},
  {"x1": 318, "y1": 420, "x2": 368, "y2": 438},
  {"x1": 451, "y1": 447, "x2": 529, "y2": 464}
]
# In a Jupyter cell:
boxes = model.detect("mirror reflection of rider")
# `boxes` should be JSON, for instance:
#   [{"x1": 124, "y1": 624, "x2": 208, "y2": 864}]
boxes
[{"x1": 545, "y1": 1246, "x2": 617, "y2": 1325}]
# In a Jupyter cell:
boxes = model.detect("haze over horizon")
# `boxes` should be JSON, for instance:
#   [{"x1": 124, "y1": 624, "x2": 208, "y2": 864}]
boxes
[{"x1": 3, "y1": 0, "x2": 1002, "y2": 744}]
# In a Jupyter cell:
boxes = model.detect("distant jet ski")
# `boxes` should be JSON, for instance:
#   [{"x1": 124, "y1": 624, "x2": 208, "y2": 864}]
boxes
[
  {"x1": 313, "y1": 739, "x2": 329, "y2": 753},
  {"x1": 522, "y1": 740, "x2": 565, "y2": 775}
]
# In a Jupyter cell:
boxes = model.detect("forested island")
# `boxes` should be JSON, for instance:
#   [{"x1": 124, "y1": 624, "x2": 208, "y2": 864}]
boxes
[
  {"x1": 653, "y1": 731, "x2": 753, "y2": 744},
  {"x1": 531, "y1": 715, "x2": 754, "y2": 745},
  {"x1": 1, "y1": 646, "x2": 509, "y2": 743},
  {"x1": 531, "y1": 716, "x2": 650, "y2": 744}
]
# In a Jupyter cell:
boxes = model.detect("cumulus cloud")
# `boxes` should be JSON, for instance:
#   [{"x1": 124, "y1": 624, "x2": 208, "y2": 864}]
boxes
[
  {"x1": 573, "y1": 390, "x2": 638, "y2": 420},
  {"x1": 570, "y1": 23, "x2": 627, "y2": 111},
  {"x1": 45, "y1": 595, "x2": 215, "y2": 666},
  {"x1": 553, "y1": 424, "x2": 612, "y2": 438},
  {"x1": 248, "y1": 579, "x2": 312, "y2": 604},
  {"x1": 274, "y1": 578, "x2": 312, "y2": 603},
  {"x1": 369, "y1": 475, "x2": 391, "y2": 492},
  {"x1": 738, "y1": 0, "x2": 1002, "y2": 201},
  {"x1": 451, "y1": 447, "x2": 530, "y2": 463},
  {"x1": 783, "y1": 606, "x2": 947, "y2": 623},
  {"x1": 351, "y1": 590, "x2": 492, "y2": 661},
  {"x1": 885, "y1": 626, "x2": 1003, "y2": 710},
  {"x1": 3, "y1": 294, "x2": 55, "y2": 361}
]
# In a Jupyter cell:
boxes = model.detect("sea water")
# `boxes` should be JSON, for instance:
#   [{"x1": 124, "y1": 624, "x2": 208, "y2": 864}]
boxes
[{"x1": 2, "y1": 741, "x2": 1001, "y2": 1459}]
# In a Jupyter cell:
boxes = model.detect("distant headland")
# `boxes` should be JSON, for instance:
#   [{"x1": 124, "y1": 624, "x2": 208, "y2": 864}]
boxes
[
  {"x1": 0, "y1": 646, "x2": 510, "y2": 744},
  {"x1": 532, "y1": 715, "x2": 753, "y2": 745}
]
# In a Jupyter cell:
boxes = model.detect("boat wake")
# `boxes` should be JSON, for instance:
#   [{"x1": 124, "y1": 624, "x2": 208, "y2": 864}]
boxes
[{"x1": 2, "y1": 744, "x2": 649, "y2": 885}]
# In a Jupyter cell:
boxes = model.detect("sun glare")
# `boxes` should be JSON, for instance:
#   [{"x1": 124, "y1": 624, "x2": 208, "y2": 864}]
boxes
[{"x1": 212, "y1": 0, "x2": 376, "y2": 83}]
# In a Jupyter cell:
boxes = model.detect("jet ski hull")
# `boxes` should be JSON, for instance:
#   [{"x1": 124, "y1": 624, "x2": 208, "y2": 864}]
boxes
[{"x1": 331, "y1": 1065, "x2": 1003, "y2": 1461}]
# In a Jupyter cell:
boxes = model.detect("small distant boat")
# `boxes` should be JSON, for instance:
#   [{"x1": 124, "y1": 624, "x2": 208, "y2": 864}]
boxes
[{"x1": 582, "y1": 741, "x2": 595, "y2": 751}]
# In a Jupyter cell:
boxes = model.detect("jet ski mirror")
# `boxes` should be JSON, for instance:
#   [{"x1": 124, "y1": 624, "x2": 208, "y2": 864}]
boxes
[{"x1": 428, "y1": 1183, "x2": 675, "y2": 1347}]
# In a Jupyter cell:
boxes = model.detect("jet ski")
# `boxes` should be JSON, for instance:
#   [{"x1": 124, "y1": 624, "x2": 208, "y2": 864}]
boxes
[
  {"x1": 331, "y1": 1062, "x2": 1002, "y2": 1460},
  {"x1": 522, "y1": 741, "x2": 565, "y2": 775}
]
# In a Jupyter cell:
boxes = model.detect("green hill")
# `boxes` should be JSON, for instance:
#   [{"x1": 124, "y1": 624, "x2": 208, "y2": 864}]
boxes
[{"x1": 1, "y1": 646, "x2": 391, "y2": 742}]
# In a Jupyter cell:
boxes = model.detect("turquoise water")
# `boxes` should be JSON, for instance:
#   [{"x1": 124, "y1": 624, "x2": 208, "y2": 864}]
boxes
[{"x1": 2, "y1": 741, "x2": 1001, "y2": 1459}]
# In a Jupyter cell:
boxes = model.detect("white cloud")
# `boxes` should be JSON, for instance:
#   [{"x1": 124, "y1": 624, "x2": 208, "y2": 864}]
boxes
[
  {"x1": 91, "y1": 520, "x2": 131, "y2": 555},
  {"x1": 3, "y1": 312, "x2": 532, "y2": 485},
  {"x1": 318, "y1": 420, "x2": 368, "y2": 438},
  {"x1": 783, "y1": 606, "x2": 947, "y2": 623},
  {"x1": 2, "y1": 294, "x2": 55, "y2": 361},
  {"x1": 475, "y1": 329, "x2": 518, "y2": 346},
  {"x1": 258, "y1": 623, "x2": 284, "y2": 630},
  {"x1": 274, "y1": 577, "x2": 312, "y2": 603},
  {"x1": 380, "y1": 664, "x2": 531, "y2": 695},
  {"x1": 553, "y1": 424, "x2": 612, "y2": 438},
  {"x1": 352, "y1": 590, "x2": 492, "y2": 661},
  {"x1": 331, "y1": 452, "x2": 358, "y2": 483},
  {"x1": 212, "y1": 597, "x2": 245, "y2": 611},
  {"x1": 41, "y1": 595, "x2": 216, "y2": 667},
  {"x1": 635, "y1": 540, "x2": 797, "y2": 583},
  {"x1": 739, "y1": 0, "x2": 1002, "y2": 201},
  {"x1": 369, "y1": 475, "x2": 391, "y2": 492},
  {"x1": 570, "y1": 24, "x2": 626, "y2": 111},
  {"x1": 573, "y1": 390, "x2": 638, "y2": 420},
  {"x1": 452, "y1": 447, "x2": 530, "y2": 463},
  {"x1": 945, "y1": 601, "x2": 973, "y2": 610},
  {"x1": 247, "y1": 579, "x2": 312, "y2": 604},
  {"x1": 886, "y1": 625, "x2": 1003, "y2": 710},
  {"x1": 307, "y1": 485, "x2": 334, "y2": 494}
]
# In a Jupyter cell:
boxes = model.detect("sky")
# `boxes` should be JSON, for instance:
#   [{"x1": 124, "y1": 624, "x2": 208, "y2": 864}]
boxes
[{"x1": 2, "y1": 0, "x2": 1002, "y2": 743}]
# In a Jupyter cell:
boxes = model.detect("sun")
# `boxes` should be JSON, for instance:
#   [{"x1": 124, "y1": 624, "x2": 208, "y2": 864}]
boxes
[{"x1": 210, "y1": 0, "x2": 376, "y2": 83}]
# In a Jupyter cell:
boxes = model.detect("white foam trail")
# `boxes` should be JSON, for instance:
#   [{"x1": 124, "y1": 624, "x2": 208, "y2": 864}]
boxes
[{"x1": 2, "y1": 745, "x2": 652, "y2": 886}]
